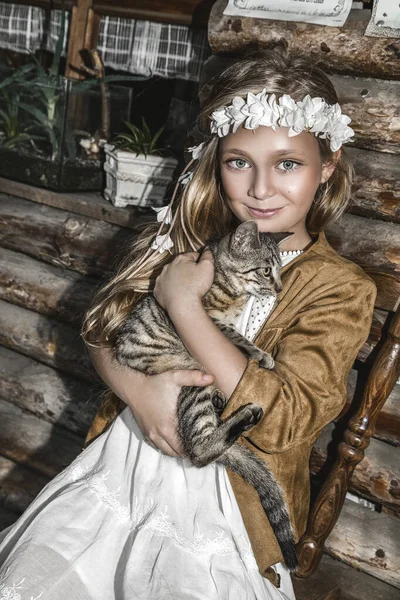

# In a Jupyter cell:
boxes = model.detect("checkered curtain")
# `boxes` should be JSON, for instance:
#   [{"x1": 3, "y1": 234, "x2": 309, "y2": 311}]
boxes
[{"x1": 0, "y1": 2, "x2": 210, "y2": 81}]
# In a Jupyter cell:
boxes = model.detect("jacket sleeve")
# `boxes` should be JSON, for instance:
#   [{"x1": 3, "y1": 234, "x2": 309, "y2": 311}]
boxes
[{"x1": 221, "y1": 277, "x2": 377, "y2": 454}]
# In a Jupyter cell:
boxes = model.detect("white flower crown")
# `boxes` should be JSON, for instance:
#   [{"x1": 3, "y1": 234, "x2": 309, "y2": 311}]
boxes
[{"x1": 210, "y1": 91, "x2": 354, "y2": 152}]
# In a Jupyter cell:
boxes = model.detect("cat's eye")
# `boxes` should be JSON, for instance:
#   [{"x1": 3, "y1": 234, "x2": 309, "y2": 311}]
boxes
[{"x1": 263, "y1": 268, "x2": 271, "y2": 278}]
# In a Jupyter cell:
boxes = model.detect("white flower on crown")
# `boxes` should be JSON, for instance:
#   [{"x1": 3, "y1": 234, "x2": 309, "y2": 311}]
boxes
[
  {"x1": 152, "y1": 205, "x2": 172, "y2": 224},
  {"x1": 209, "y1": 89, "x2": 354, "y2": 151},
  {"x1": 210, "y1": 107, "x2": 231, "y2": 137},
  {"x1": 178, "y1": 171, "x2": 193, "y2": 186},
  {"x1": 188, "y1": 142, "x2": 206, "y2": 160},
  {"x1": 151, "y1": 233, "x2": 174, "y2": 253}
]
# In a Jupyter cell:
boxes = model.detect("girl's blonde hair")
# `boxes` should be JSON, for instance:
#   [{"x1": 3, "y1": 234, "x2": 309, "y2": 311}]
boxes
[{"x1": 82, "y1": 47, "x2": 353, "y2": 349}]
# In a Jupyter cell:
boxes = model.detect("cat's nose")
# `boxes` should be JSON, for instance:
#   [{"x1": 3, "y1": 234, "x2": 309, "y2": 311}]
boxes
[{"x1": 274, "y1": 282, "x2": 282, "y2": 293}]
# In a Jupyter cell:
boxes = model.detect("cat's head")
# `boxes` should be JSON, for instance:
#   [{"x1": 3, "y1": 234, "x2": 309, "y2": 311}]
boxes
[{"x1": 212, "y1": 221, "x2": 292, "y2": 299}]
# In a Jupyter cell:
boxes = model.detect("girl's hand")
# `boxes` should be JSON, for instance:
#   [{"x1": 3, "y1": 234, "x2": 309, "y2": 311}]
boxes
[
  {"x1": 154, "y1": 250, "x2": 214, "y2": 314},
  {"x1": 89, "y1": 347, "x2": 214, "y2": 456}
]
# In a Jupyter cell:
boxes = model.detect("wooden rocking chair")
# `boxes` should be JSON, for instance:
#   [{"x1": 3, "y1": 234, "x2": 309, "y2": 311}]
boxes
[{"x1": 293, "y1": 269, "x2": 400, "y2": 598}]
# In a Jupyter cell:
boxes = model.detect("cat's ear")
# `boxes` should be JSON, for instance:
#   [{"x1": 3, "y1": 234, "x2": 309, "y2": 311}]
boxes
[
  {"x1": 262, "y1": 231, "x2": 293, "y2": 246},
  {"x1": 230, "y1": 221, "x2": 260, "y2": 251}
]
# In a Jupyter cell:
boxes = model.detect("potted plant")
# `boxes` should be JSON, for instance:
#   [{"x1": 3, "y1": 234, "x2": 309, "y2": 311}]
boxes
[{"x1": 103, "y1": 119, "x2": 178, "y2": 208}]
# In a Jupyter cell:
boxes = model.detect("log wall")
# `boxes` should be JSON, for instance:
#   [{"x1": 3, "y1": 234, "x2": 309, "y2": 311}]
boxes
[{"x1": 0, "y1": 2, "x2": 399, "y2": 590}]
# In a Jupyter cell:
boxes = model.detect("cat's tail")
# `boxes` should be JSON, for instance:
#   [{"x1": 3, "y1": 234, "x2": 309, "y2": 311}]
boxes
[{"x1": 220, "y1": 444, "x2": 298, "y2": 571}]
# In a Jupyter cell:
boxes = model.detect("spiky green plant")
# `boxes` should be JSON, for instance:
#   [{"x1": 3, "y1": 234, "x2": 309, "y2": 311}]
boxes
[{"x1": 112, "y1": 119, "x2": 165, "y2": 157}]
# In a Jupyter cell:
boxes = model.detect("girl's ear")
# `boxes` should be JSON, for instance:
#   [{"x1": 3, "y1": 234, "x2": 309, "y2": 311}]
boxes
[{"x1": 320, "y1": 149, "x2": 341, "y2": 184}]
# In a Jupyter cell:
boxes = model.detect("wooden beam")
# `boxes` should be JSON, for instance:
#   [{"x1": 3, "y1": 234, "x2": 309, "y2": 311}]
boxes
[
  {"x1": 92, "y1": 0, "x2": 214, "y2": 27},
  {"x1": 208, "y1": 2, "x2": 400, "y2": 79},
  {"x1": 0, "y1": 299, "x2": 95, "y2": 383},
  {"x1": 0, "y1": 399, "x2": 83, "y2": 478},
  {"x1": 0, "y1": 246, "x2": 96, "y2": 325},
  {"x1": 326, "y1": 213, "x2": 400, "y2": 277},
  {"x1": 65, "y1": 0, "x2": 95, "y2": 79},
  {"x1": 326, "y1": 499, "x2": 400, "y2": 588},
  {"x1": 0, "y1": 346, "x2": 99, "y2": 435},
  {"x1": 293, "y1": 553, "x2": 400, "y2": 600},
  {"x1": 0, "y1": 178, "x2": 155, "y2": 230},
  {"x1": 348, "y1": 148, "x2": 400, "y2": 224},
  {"x1": 0, "y1": 193, "x2": 132, "y2": 276},
  {"x1": 0, "y1": 455, "x2": 50, "y2": 515}
]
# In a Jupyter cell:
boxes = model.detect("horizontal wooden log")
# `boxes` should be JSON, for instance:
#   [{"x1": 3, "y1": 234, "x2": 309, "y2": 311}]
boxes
[
  {"x1": 348, "y1": 148, "x2": 400, "y2": 224},
  {"x1": 0, "y1": 399, "x2": 82, "y2": 478},
  {"x1": 0, "y1": 247, "x2": 97, "y2": 325},
  {"x1": 200, "y1": 54, "x2": 400, "y2": 154},
  {"x1": 0, "y1": 299, "x2": 96, "y2": 383},
  {"x1": 208, "y1": 2, "x2": 400, "y2": 80},
  {"x1": 326, "y1": 213, "x2": 400, "y2": 277},
  {"x1": 293, "y1": 553, "x2": 400, "y2": 600},
  {"x1": 0, "y1": 346, "x2": 100, "y2": 435},
  {"x1": 0, "y1": 177, "x2": 155, "y2": 231},
  {"x1": 311, "y1": 422, "x2": 400, "y2": 510},
  {"x1": 326, "y1": 499, "x2": 400, "y2": 588},
  {"x1": 330, "y1": 75, "x2": 400, "y2": 154},
  {"x1": 0, "y1": 193, "x2": 133, "y2": 276},
  {"x1": 346, "y1": 369, "x2": 400, "y2": 447},
  {"x1": 0, "y1": 455, "x2": 49, "y2": 515}
]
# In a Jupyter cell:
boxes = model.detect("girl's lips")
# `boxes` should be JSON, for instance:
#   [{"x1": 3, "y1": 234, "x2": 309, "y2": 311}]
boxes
[{"x1": 247, "y1": 206, "x2": 283, "y2": 218}]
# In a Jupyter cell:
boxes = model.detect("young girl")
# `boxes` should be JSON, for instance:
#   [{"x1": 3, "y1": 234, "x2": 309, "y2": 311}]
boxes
[{"x1": 0, "y1": 49, "x2": 376, "y2": 600}]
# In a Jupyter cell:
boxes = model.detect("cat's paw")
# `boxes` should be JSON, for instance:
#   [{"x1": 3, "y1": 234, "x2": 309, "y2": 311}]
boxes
[
  {"x1": 212, "y1": 389, "x2": 227, "y2": 413},
  {"x1": 258, "y1": 353, "x2": 274, "y2": 370},
  {"x1": 241, "y1": 403, "x2": 263, "y2": 430}
]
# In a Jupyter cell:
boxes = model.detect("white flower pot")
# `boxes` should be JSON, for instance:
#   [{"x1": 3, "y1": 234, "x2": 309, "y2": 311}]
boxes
[{"x1": 103, "y1": 144, "x2": 178, "y2": 208}]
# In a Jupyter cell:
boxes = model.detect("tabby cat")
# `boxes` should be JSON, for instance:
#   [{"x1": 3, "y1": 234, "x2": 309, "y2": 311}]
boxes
[{"x1": 115, "y1": 220, "x2": 297, "y2": 570}]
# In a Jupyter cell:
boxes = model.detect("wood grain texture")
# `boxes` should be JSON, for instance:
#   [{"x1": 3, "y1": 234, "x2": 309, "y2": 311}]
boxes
[
  {"x1": 0, "y1": 193, "x2": 132, "y2": 276},
  {"x1": 208, "y1": 2, "x2": 400, "y2": 79},
  {"x1": 326, "y1": 214, "x2": 400, "y2": 276},
  {"x1": 92, "y1": 0, "x2": 214, "y2": 26},
  {"x1": 348, "y1": 149, "x2": 400, "y2": 224},
  {"x1": 0, "y1": 246, "x2": 97, "y2": 325},
  {"x1": 310, "y1": 422, "x2": 400, "y2": 510},
  {"x1": 330, "y1": 75, "x2": 400, "y2": 154},
  {"x1": 293, "y1": 553, "x2": 400, "y2": 600},
  {"x1": 0, "y1": 346, "x2": 100, "y2": 435},
  {"x1": 0, "y1": 178, "x2": 155, "y2": 231},
  {"x1": 0, "y1": 299, "x2": 95, "y2": 383},
  {"x1": 0, "y1": 399, "x2": 83, "y2": 478},
  {"x1": 346, "y1": 370, "x2": 400, "y2": 447},
  {"x1": 325, "y1": 500, "x2": 400, "y2": 588},
  {"x1": 0, "y1": 455, "x2": 50, "y2": 515}
]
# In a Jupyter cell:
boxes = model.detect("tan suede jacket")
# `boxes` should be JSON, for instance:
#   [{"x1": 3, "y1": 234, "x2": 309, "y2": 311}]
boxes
[
  {"x1": 221, "y1": 232, "x2": 376, "y2": 579},
  {"x1": 87, "y1": 232, "x2": 376, "y2": 584}
]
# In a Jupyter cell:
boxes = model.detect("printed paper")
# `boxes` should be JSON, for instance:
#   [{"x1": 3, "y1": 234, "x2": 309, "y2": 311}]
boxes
[
  {"x1": 365, "y1": 0, "x2": 400, "y2": 38},
  {"x1": 223, "y1": 0, "x2": 353, "y2": 27}
]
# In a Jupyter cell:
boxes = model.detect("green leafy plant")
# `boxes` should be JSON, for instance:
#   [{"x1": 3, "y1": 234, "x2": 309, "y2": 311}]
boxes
[
  {"x1": 0, "y1": 3, "x2": 149, "y2": 161},
  {"x1": 112, "y1": 119, "x2": 165, "y2": 157}
]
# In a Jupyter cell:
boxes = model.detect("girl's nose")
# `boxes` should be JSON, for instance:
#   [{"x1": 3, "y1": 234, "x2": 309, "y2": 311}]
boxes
[{"x1": 249, "y1": 170, "x2": 276, "y2": 201}]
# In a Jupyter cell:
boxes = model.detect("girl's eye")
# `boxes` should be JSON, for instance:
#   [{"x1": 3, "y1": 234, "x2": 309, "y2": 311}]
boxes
[
  {"x1": 263, "y1": 268, "x2": 271, "y2": 278},
  {"x1": 279, "y1": 160, "x2": 300, "y2": 172},
  {"x1": 227, "y1": 158, "x2": 250, "y2": 170}
]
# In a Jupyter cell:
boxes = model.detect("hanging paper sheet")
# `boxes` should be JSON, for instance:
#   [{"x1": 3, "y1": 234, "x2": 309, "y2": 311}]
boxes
[
  {"x1": 223, "y1": 0, "x2": 353, "y2": 27},
  {"x1": 365, "y1": 0, "x2": 400, "y2": 38}
]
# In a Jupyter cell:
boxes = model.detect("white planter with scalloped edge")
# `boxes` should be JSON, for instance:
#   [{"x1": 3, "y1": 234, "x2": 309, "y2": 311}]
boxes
[{"x1": 104, "y1": 144, "x2": 178, "y2": 208}]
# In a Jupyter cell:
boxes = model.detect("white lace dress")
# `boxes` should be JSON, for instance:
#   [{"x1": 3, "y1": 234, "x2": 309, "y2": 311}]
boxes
[{"x1": 0, "y1": 256, "x2": 299, "y2": 600}]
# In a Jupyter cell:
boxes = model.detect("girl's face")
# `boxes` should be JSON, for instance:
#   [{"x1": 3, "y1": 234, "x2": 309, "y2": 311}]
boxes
[{"x1": 219, "y1": 126, "x2": 337, "y2": 249}]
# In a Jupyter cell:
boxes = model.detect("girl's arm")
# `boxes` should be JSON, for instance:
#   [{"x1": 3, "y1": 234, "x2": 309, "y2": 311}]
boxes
[
  {"x1": 89, "y1": 346, "x2": 215, "y2": 456},
  {"x1": 154, "y1": 250, "x2": 248, "y2": 398}
]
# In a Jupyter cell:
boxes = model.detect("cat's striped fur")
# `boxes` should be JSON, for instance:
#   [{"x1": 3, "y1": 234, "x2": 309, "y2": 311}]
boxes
[{"x1": 115, "y1": 220, "x2": 298, "y2": 570}]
